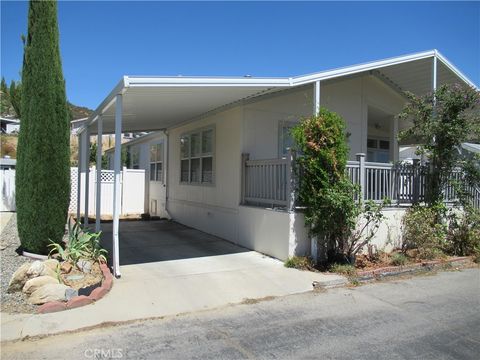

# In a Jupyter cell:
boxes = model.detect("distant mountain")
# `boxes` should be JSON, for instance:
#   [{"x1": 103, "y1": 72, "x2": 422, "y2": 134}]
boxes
[
  {"x1": 68, "y1": 102, "x2": 93, "y2": 120},
  {"x1": 1, "y1": 83, "x2": 92, "y2": 121}
]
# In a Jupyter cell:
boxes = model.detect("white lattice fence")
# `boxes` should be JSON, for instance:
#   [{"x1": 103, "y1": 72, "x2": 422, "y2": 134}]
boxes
[{"x1": 69, "y1": 167, "x2": 145, "y2": 216}]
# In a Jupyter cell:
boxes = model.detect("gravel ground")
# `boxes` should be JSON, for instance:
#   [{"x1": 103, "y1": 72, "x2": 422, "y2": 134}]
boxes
[{"x1": 0, "y1": 214, "x2": 37, "y2": 314}]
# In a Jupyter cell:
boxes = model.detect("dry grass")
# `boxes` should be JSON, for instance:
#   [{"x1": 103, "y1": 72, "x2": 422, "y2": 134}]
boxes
[{"x1": 1, "y1": 134, "x2": 18, "y2": 158}]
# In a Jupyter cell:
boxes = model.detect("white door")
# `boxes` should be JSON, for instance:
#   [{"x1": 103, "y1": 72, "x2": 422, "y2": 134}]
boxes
[{"x1": 148, "y1": 139, "x2": 169, "y2": 218}]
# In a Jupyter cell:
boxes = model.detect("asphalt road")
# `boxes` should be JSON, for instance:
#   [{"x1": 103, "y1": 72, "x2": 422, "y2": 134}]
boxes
[{"x1": 2, "y1": 268, "x2": 479, "y2": 360}]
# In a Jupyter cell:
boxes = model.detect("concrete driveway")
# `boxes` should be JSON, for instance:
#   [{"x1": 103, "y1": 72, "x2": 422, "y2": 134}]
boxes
[
  {"x1": 1, "y1": 220, "x2": 344, "y2": 341},
  {"x1": 100, "y1": 219, "x2": 250, "y2": 265}
]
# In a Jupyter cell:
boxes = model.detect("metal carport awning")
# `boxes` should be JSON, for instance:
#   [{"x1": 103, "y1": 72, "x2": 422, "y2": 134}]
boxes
[
  {"x1": 77, "y1": 78, "x2": 291, "y2": 277},
  {"x1": 75, "y1": 49, "x2": 477, "y2": 278}
]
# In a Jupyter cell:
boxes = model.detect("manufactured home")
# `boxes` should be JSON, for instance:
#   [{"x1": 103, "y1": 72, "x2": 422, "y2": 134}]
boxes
[{"x1": 75, "y1": 50, "x2": 478, "y2": 276}]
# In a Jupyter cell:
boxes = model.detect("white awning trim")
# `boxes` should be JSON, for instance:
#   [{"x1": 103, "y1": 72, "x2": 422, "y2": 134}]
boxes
[{"x1": 80, "y1": 49, "x2": 478, "y2": 135}]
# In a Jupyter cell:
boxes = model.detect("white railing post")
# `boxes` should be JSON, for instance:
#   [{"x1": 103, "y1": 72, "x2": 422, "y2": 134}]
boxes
[
  {"x1": 287, "y1": 148, "x2": 296, "y2": 212},
  {"x1": 95, "y1": 116, "x2": 102, "y2": 232},
  {"x1": 241, "y1": 153, "x2": 249, "y2": 205},
  {"x1": 356, "y1": 153, "x2": 366, "y2": 202}
]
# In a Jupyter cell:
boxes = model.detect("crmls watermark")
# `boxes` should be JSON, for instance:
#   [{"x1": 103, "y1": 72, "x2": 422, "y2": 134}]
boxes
[{"x1": 84, "y1": 348, "x2": 124, "y2": 359}]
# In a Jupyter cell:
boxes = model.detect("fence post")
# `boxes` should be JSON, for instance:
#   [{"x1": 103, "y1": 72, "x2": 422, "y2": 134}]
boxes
[
  {"x1": 356, "y1": 153, "x2": 366, "y2": 202},
  {"x1": 241, "y1": 154, "x2": 249, "y2": 205},
  {"x1": 412, "y1": 159, "x2": 420, "y2": 204},
  {"x1": 287, "y1": 148, "x2": 297, "y2": 212},
  {"x1": 121, "y1": 166, "x2": 127, "y2": 215}
]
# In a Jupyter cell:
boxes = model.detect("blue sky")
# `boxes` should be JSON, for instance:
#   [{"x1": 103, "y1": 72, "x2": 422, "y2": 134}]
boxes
[{"x1": 1, "y1": 1, "x2": 479, "y2": 110}]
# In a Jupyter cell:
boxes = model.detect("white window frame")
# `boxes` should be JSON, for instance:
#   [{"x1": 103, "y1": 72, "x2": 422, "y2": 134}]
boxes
[
  {"x1": 180, "y1": 126, "x2": 215, "y2": 185},
  {"x1": 150, "y1": 142, "x2": 164, "y2": 182}
]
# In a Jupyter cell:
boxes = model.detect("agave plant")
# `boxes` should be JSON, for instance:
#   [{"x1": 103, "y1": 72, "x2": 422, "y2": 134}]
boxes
[{"x1": 48, "y1": 218, "x2": 108, "y2": 264}]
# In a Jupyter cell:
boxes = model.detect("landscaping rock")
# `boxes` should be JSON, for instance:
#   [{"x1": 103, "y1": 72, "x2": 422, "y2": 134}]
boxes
[
  {"x1": 40, "y1": 266, "x2": 59, "y2": 280},
  {"x1": 28, "y1": 284, "x2": 69, "y2": 305},
  {"x1": 26, "y1": 261, "x2": 45, "y2": 278},
  {"x1": 43, "y1": 259, "x2": 60, "y2": 272},
  {"x1": 65, "y1": 287, "x2": 79, "y2": 300},
  {"x1": 7, "y1": 262, "x2": 32, "y2": 293},
  {"x1": 22, "y1": 276, "x2": 59, "y2": 295},
  {"x1": 76, "y1": 259, "x2": 93, "y2": 274},
  {"x1": 1, "y1": 214, "x2": 37, "y2": 314},
  {"x1": 60, "y1": 261, "x2": 73, "y2": 274}
]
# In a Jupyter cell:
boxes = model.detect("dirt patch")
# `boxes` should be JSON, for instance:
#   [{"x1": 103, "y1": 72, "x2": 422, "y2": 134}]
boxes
[{"x1": 61, "y1": 262, "x2": 103, "y2": 291}]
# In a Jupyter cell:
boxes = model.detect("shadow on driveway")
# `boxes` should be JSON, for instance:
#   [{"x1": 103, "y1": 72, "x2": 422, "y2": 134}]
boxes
[{"x1": 100, "y1": 219, "x2": 249, "y2": 266}]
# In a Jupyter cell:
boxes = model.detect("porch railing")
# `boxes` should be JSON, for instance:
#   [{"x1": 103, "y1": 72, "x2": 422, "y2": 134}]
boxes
[
  {"x1": 241, "y1": 152, "x2": 480, "y2": 209},
  {"x1": 241, "y1": 153, "x2": 294, "y2": 209}
]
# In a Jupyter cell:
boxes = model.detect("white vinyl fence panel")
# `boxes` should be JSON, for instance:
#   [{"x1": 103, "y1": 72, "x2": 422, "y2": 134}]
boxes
[
  {"x1": 1, "y1": 169, "x2": 16, "y2": 211},
  {"x1": 70, "y1": 167, "x2": 145, "y2": 216}
]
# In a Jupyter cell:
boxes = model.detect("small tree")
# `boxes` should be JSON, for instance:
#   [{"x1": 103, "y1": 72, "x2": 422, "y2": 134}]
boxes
[
  {"x1": 292, "y1": 109, "x2": 358, "y2": 262},
  {"x1": 16, "y1": 0, "x2": 70, "y2": 254},
  {"x1": 398, "y1": 84, "x2": 480, "y2": 207}
]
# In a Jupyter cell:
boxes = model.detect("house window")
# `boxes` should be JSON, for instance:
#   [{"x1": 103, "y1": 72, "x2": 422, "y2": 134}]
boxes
[
  {"x1": 180, "y1": 127, "x2": 214, "y2": 184},
  {"x1": 278, "y1": 121, "x2": 296, "y2": 157},
  {"x1": 150, "y1": 143, "x2": 163, "y2": 182},
  {"x1": 367, "y1": 137, "x2": 390, "y2": 163}
]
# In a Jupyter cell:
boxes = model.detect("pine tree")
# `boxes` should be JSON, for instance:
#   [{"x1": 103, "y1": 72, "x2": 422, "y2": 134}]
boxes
[
  {"x1": 0, "y1": 77, "x2": 9, "y2": 115},
  {"x1": 16, "y1": 0, "x2": 70, "y2": 254}
]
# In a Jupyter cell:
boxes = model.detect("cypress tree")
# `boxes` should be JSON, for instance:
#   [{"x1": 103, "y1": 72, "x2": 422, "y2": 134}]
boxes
[{"x1": 16, "y1": 0, "x2": 70, "y2": 254}]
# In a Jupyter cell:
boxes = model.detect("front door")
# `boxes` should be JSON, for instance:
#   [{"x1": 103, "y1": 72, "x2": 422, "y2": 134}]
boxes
[{"x1": 148, "y1": 138, "x2": 169, "y2": 218}]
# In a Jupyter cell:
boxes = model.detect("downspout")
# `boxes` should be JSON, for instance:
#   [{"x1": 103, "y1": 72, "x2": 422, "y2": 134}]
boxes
[{"x1": 164, "y1": 129, "x2": 172, "y2": 220}]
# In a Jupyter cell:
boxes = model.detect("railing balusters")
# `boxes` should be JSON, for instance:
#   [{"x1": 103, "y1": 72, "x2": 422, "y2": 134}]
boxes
[{"x1": 241, "y1": 153, "x2": 480, "y2": 210}]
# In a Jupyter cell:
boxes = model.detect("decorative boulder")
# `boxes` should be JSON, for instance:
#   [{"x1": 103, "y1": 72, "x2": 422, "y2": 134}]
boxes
[
  {"x1": 7, "y1": 262, "x2": 32, "y2": 293},
  {"x1": 43, "y1": 259, "x2": 60, "y2": 272},
  {"x1": 23, "y1": 276, "x2": 59, "y2": 296},
  {"x1": 60, "y1": 261, "x2": 73, "y2": 274},
  {"x1": 26, "y1": 261, "x2": 45, "y2": 278},
  {"x1": 65, "y1": 287, "x2": 79, "y2": 300},
  {"x1": 28, "y1": 284, "x2": 70, "y2": 305},
  {"x1": 40, "y1": 265, "x2": 59, "y2": 280},
  {"x1": 77, "y1": 259, "x2": 93, "y2": 274}
]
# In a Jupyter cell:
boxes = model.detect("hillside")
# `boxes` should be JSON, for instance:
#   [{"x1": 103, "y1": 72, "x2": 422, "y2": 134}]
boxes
[{"x1": 68, "y1": 102, "x2": 93, "y2": 120}]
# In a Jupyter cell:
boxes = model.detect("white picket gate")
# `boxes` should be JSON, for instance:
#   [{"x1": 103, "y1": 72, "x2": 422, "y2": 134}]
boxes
[{"x1": 69, "y1": 167, "x2": 145, "y2": 216}]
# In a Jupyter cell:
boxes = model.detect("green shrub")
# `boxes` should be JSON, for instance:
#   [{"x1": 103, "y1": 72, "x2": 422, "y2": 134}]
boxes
[
  {"x1": 284, "y1": 256, "x2": 315, "y2": 270},
  {"x1": 390, "y1": 253, "x2": 407, "y2": 266},
  {"x1": 330, "y1": 263, "x2": 356, "y2": 276},
  {"x1": 446, "y1": 208, "x2": 480, "y2": 257},
  {"x1": 16, "y1": 1, "x2": 70, "y2": 254},
  {"x1": 402, "y1": 205, "x2": 447, "y2": 260},
  {"x1": 291, "y1": 109, "x2": 358, "y2": 261}
]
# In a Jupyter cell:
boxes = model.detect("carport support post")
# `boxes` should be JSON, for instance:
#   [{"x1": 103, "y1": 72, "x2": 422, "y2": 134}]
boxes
[
  {"x1": 76, "y1": 130, "x2": 83, "y2": 222},
  {"x1": 310, "y1": 80, "x2": 321, "y2": 264},
  {"x1": 84, "y1": 126, "x2": 91, "y2": 226},
  {"x1": 112, "y1": 94, "x2": 123, "y2": 278},
  {"x1": 95, "y1": 116, "x2": 103, "y2": 232},
  {"x1": 313, "y1": 80, "x2": 321, "y2": 116}
]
